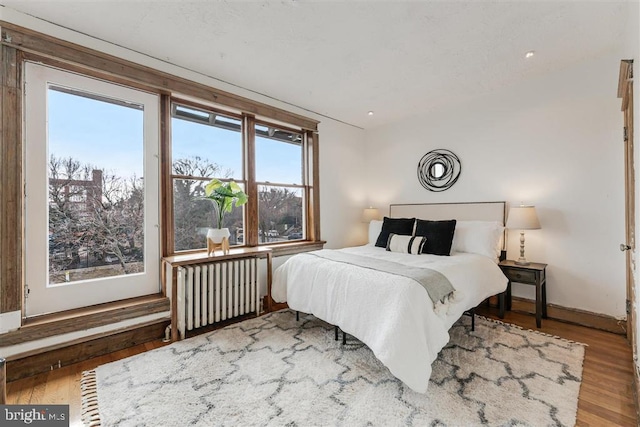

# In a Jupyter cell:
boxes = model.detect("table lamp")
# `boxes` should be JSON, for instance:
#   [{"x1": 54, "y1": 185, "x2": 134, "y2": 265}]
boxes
[
  {"x1": 362, "y1": 207, "x2": 380, "y2": 223},
  {"x1": 506, "y1": 205, "x2": 541, "y2": 265}
]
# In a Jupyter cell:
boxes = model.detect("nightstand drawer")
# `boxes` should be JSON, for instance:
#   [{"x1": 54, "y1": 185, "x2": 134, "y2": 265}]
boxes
[{"x1": 503, "y1": 268, "x2": 536, "y2": 283}]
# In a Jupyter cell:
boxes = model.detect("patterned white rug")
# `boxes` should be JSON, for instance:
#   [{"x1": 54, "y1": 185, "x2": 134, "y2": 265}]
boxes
[{"x1": 82, "y1": 310, "x2": 585, "y2": 426}]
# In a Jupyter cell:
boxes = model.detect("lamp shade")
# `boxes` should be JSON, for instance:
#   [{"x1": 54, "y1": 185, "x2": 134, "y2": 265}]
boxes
[
  {"x1": 362, "y1": 207, "x2": 380, "y2": 223},
  {"x1": 506, "y1": 205, "x2": 541, "y2": 230}
]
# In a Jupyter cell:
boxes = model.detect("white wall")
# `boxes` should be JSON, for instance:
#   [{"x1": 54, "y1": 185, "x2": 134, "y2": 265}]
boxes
[
  {"x1": 319, "y1": 120, "x2": 368, "y2": 248},
  {"x1": 364, "y1": 51, "x2": 627, "y2": 318}
]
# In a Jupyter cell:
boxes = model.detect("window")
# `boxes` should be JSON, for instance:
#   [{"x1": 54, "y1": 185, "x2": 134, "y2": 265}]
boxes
[
  {"x1": 24, "y1": 62, "x2": 160, "y2": 316},
  {"x1": 255, "y1": 124, "x2": 305, "y2": 243},
  {"x1": 168, "y1": 102, "x2": 314, "y2": 252},
  {"x1": 171, "y1": 104, "x2": 245, "y2": 250}
]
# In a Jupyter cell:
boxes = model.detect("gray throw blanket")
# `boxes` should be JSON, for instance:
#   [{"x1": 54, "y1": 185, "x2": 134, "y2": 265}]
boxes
[{"x1": 307, "y1": 250, "x2": 455, "y2": 305}]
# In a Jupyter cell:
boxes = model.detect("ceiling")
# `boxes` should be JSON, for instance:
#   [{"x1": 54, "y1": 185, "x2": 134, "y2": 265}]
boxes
[{"x1": 0, "y1": 1, "x2": 630, "y2": 129}]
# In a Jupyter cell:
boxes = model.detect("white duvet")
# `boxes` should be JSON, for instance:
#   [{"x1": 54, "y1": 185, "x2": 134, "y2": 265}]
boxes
[{"x1": 271, "y1": 245, "x2": 508, "y2": 393}]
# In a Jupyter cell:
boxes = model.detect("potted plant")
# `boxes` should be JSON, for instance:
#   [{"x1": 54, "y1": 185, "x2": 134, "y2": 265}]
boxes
[{"x1": 203, "y1": 178, "x2": 248, "y2": 245}]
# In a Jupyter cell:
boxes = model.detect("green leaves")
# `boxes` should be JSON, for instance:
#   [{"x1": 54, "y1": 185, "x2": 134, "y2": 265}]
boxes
[
  {"x1": 203, "y1": 178, "x2": 248, "y2": 228},
  {"x1": 229, "y1": 181, "x2": 248, "y2": 206}
]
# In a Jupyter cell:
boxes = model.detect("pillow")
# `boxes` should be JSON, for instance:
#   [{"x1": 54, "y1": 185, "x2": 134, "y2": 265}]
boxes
[
  {"x1": 452, "y1": 220, "x2": 504, "y2": 261},
  {"x1": 367, "y1": 220, "x2": 383, "y2": 245},
  {"x1": 374, "y1": 217, "x2": 415, "y2": 248},
  {"x1": 414, "y1": 219, "x2": 457, "y2": 256},
  {"x1": 386, "y1": 233, "x2": 426, "y2": 254}
]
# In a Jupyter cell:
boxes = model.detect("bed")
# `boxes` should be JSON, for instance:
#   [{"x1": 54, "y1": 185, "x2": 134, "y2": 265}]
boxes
[{"x1": 271, "y1": 202, "x2": 509, "y2": 393}]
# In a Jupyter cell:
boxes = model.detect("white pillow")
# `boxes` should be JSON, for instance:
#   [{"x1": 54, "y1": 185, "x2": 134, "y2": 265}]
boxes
[
  {"x1": 368, "y1": 220, "x2": 383, "y2": 245},
  {"x1": 452, "y1": 221, "x2": 504, "y2": 261},
  {"x1": 386, "y1": 233, "x2": 426, "y2": 255}
]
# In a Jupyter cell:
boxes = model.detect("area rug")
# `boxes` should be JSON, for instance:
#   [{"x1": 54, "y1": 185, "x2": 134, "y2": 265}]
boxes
[{"x1": 81, "y1": 310, "x2": 585, "y2": 426}]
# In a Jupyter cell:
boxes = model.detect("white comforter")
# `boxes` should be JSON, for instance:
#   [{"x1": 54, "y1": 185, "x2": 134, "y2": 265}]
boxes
[{"x1": 271, "y1": 245, "x2": 508, "y2": 393}]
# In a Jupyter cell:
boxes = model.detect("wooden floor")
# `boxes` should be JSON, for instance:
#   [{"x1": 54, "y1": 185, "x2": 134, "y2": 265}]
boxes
[{"x1": 6, "y1": 309, "x2": 638, "y2": 426}]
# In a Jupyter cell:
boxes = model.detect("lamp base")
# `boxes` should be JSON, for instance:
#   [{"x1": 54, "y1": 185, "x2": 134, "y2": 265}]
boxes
[{"x1": 516, "y1": 231, "x2": 530, "y2": 266}]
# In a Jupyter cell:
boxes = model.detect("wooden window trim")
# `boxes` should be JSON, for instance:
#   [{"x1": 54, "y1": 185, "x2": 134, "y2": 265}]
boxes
[
  {"x1": 6, "y1": 319, "x2": 169, "y2": 382},
  {"x1": 160, "y1": 94, "x2": 173, "y2": 257},
  {"x1": 1, "y1": 294, "x2": 170, "y2": 347},
  {"x1": 164, "y1": 240, "x2": 325, "y2": 264},
  {"x1": 269, "y1": 240, "x2": 325, "y2": 257},
  {"x1": 308, "y1": 131, "x2": 321, "y2": 241},
  {"x1": 0, "y1": 44, "x2": 22, "y2": 315},
  {"x1": 166, "y1": 240, "x2": 325, "y2": 259},
  {"x1": 244, "y1": 115, "x2": 259, "y2": 247}
]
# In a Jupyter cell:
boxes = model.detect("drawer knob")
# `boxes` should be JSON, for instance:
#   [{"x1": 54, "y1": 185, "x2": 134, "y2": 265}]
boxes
[{"x1": 516, "y1": 273, "x2": 521, "y2": 279}]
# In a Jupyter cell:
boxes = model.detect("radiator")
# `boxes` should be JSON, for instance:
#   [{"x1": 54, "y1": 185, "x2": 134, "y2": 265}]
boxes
[{"x1": 176, "y1": 258, "x2": 259, "y2": 339}]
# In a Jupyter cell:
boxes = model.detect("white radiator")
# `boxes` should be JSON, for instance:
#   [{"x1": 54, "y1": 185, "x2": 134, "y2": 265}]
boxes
[{"x1": 176, "y1": 258, "x2": 259, "y2": 339}]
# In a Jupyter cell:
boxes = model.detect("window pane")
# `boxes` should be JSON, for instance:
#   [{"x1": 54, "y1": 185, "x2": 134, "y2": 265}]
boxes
[
  {"x1": 48, "y1": 87, "x2": 145, "y2": 284},
  {"x1": 256, "y1": 126, "x2": 302, "y2": 185},
  {"x1": 171, "y1": 108, "x2": 242, "y2": 179},
  {"x1": 258, "y1": 185, "x2": 304, "y2": 243},
  {"x1": 174, "y1": 179, "x2": 245, "y2": 251}
]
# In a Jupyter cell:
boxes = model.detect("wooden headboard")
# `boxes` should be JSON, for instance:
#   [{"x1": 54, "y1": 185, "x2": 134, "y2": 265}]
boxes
[{"x1": 389, "y1": 201, "x2": 507, "y2": 257}]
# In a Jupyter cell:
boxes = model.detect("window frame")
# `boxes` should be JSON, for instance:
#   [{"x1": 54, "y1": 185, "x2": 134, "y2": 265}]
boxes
[
  {"x1": 23, "y1": 61, "x2": 161, "y2": 317},
  {"x1": 254, "y1": 119, "x2": 307, "y2": 245},
  {"x1": 169, "y1": 98, "x2": 246, "y2": 253},
  {"x1": 166, "y1": 99, "x2": 318, "y2": 254}
]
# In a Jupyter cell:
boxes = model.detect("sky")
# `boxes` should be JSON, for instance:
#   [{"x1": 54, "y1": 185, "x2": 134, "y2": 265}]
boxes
[
  {"x1": 48, "y1": 88, "x2": 302, "y2": 185},
  {"x1": 48, "y1": 89, "x2": 144, "y2": 178}
]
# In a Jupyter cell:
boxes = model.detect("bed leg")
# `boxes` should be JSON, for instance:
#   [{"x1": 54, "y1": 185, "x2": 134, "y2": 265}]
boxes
[
  {"x1": 342, "y1": 331, "x2": 347, "y2": 345},
  {"x1": 296, "y1": 311, "x2": 299, "y2": 321},
  {"x1": 334, "y1": 325, "x2": 338, "y2": 341},
  {"x1": 471, "y1": 309, "x2": 475, "y2": 331}
]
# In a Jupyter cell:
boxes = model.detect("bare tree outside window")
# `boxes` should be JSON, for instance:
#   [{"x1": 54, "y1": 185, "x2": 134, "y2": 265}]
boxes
[
  {"x1": 172, "y1": 156, "x2": 243, "y2": 251},
  {"x1": 258, "y1": 186, "x2": 303, "y2": 243},
  {"x1": 48, "y1": 155, "x2": 145, "y2": 283}
]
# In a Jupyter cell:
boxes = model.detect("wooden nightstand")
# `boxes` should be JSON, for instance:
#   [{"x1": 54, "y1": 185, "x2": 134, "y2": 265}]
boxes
[{"x1": 498, "y1": 260, "x2": 548, "y2": 328}]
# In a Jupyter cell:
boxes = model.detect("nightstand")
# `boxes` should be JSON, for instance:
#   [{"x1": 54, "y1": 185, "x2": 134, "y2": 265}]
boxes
[{"x1": 498, "y1": 260, "x2": 548, "y2": 328}]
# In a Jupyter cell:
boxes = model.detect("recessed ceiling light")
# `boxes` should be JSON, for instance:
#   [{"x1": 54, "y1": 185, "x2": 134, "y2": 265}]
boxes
[
  {"x1": 525, "y1": 51, "x2": 535, "y2": 59},
  {"x1": 368, "y1": 111, "x2": 374, "y2": 116}
]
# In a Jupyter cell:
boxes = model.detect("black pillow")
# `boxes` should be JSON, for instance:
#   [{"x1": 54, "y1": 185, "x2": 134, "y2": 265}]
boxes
[
  {"x1": 374, "y1": 217, "x2": 415, "y2": 248},
  {"x1": 414, "y1": 219, "x2": 457, "y2": 256}
]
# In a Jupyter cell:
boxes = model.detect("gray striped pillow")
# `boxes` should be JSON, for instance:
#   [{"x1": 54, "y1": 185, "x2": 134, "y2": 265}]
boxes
[{"x1": 386, "y1": 233, "x2": 426, "y2": 255}]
